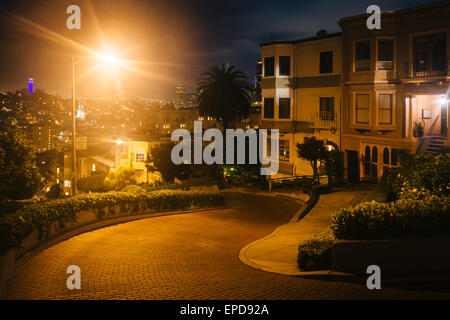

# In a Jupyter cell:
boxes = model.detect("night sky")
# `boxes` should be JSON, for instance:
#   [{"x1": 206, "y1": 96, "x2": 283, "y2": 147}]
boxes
[{"x1": 0, "y1": 0, "x2": 435, "y2": 99}]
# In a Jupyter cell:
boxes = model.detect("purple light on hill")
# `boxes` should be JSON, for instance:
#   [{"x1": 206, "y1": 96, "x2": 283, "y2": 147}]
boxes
[{"x1": 28, "y1": 78, "x2": 33, "y2": 93}]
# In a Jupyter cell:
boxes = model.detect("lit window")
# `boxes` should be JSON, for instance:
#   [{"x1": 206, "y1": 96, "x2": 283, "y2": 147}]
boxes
[
  {"x1": 378, "y1": 94, "x2": 393, "y2": 124},
  {"x1": 92, "y1": 163, "x2": 96, "y2": 172},
  {"x1": 356, "y1": 94, "x2": 369, "y2": 124},
  {"x1": 64, "y1": 180, "x2": 71, "y2": 187},
  {"x1": 136, "y1": 148, "x2": 145, "y2": 162}
]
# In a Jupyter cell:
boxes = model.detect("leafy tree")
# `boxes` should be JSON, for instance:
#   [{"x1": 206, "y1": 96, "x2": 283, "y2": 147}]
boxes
[
  {"x1": 104, "y1": 166, "x2": 138, "y2": 191},
  {"x1": 296, "y1": 137, "x2": 327, "y2": 184},
  {"x1": 325, "y1": 150, "x2": 344, "y2": 186},
  {"x1": 146, "y1": 142, "x2": 191, "y2": 182},
  {"x1": 197, "y1": 64, "x2": 252, "y2": 129},
  {"x1": 36, "y1": 149, "x2": 63, "y2": 185},
  {"x1": 0, "y1": 128, "x2": 41, "y2": 202}
]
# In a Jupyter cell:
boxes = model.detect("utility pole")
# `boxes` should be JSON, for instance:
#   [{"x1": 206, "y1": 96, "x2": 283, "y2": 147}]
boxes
[{"x1": 72, "y1": 55, "x2": 77, "y2": 196}]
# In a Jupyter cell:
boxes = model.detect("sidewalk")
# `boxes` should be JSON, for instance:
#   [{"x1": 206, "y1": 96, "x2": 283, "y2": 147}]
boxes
[{"x1": 239, "y1": 184, "x2": 373, "y2": 276}]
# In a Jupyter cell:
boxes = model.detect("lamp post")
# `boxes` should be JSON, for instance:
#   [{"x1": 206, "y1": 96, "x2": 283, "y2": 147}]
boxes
[
  {"x1": 72, "y1": 55, "x2": 77, "y2": 196},
  {"x1": 70, "y1": 49, "x2": 121, "y2": 196}
]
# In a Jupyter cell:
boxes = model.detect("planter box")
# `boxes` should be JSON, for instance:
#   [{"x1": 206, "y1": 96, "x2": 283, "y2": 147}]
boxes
[{"x1": 332, "y1": 235, "x2": 450, "y2": 276}]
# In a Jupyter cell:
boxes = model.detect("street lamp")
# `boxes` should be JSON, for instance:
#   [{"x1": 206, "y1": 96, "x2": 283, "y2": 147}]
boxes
[{"x1": 71, "y1": 50, "x2": 120, "y2": 196}]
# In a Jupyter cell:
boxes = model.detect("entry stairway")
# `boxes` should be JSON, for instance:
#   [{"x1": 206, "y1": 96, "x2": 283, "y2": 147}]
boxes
[{"x1": 424, "y1": 135, "x2": 447, "y2": 154}]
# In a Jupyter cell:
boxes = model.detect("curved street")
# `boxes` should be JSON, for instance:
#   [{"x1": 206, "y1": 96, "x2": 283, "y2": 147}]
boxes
[{"x1": 8, "y1": 192, "x2": 450, "y2": 299}]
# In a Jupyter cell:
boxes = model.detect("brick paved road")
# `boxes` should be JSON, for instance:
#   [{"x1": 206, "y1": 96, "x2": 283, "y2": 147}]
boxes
[{"x1": 8, "y1": 192, "x2": 450, "y2": 299}]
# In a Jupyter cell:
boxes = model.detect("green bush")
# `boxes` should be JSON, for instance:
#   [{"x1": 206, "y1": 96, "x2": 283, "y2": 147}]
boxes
[
  {"x1": 104, "y1": 166, "x2": 139, "y2": 190},
  {"x1": 376, "y1": 153, "x2": 449, "y2": 202},
  {"x1": 297, "y1": 228, "x2": 334, "y2": 270},
  {"x1": 122, "y1": 185, "x2": 148, "y2": 195},
  {"x1": 77, "y1": 175, "x2": 109, "y2": 193},
  {"x1": 0, "y1": 190, "x2": 225, "y2": 254},
  {"x1": 331, "y1": 195, "x2": 450, "y2": 240}
]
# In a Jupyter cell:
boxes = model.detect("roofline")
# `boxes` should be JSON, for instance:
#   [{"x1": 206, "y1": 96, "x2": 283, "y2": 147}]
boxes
[
  {"x1": 260, "y1": 32, "x2": 341, "y2": 48},
  {"x1": 338, "y1": 0, "x2": 450, "y2": 25}
]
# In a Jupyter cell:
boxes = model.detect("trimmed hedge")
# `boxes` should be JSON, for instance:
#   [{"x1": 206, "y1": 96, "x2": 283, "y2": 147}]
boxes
[
  {"x1": 331, "y1": 195, "x2": 450, "y2": 240},
  {"x1": 0, "y1": 190, "x2": 225, "y2": 254},
  {"x1": 297, "y1": 228, "x2": 334, "y2": 270}
]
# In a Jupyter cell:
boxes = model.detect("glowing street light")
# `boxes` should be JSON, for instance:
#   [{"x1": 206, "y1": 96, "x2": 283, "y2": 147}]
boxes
[{"x1": 71, "y1": 48, "x2": 125, "y2": 196}]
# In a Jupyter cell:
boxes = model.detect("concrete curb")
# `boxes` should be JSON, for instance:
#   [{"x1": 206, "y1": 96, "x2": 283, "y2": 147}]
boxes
[{"x1": 236, "y1": 188, "x2": 450, "y2": 285}]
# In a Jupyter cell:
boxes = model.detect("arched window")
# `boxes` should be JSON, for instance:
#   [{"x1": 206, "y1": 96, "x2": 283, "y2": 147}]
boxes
[
  {"x1": 372, "y1": 147, "x2": 378, "y2": 163},
  {"x1": 364, "y1": 146, "x2": 371, "y2": 162},
  {"x1": 364, "y1": 146, "x2": 371, "y2": 176},
  {"x1": 371, "y1": 146, "x2": 378, "y2": 178},
  {"x1": 383, "y1": 148, "x2": 389, "y2": 165},
  {"x1": 391, "y1": 149, "x2": 398, "y2": 166}
]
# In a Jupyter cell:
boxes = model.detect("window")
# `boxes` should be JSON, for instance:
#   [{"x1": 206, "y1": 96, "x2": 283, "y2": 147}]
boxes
[
  {"x1": 64, "y1": 180, "x2": 71, "y2": 188},
  {"x1": 371, "y1": 146, "x2": 378, "y2": 178},
  {"x1": 279, "y1": 56, "x2": 290, "y2": 76},
  {"x1": 278, "y1": 98, "x2": 290, "y2": 119},
  {"x1": 364, "y1": 146, "x2": 371, "y2": 176},
  {"x1": 377, "y1": 39, "x2": 394, "y2": 70},
  {"x1": 319, "y1": 97, "x2": 335, "y2": 120},
  {"x1": 355, "y1": 40, "x2": 371, "y2": 71},
  {"x1": 121, "y1": 144, "x2": 129, "y2": 160},
  {"x1": 378, "y1": 94, "x2": 393, "y2": 124},
  {"x1": 264, "y1": 98, "x2": 274, "y2": 118},
  {"x1": 279, "y1": 140, "x2": 290, "y2": 160},
  {"x1": 355, "y1": 94, "x2": 369, "y2": 123},
  {"x1": 413, "y1": 33, "x2": 447, "y2": 76},
  {"x1": 135, "y1": 148, "x2": 145, "y2": 162},
  {"x1": 264, "y1": 57, "x2": 274, "y2": 76},
  {"x1": 383, "y1": 148, "x2": 389, "y2": 165},
  {"x1": 320, "y1": 51, "x2": 333, "y2": 74}
]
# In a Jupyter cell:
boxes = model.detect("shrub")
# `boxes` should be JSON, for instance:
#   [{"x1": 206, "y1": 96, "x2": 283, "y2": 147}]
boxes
[
  {"x1": 121, "y1": 184, "x2": 148, "y2": 195},
  {"x1": 104, "y1": 166, "x2": 138, "y2": 190},
  {"x1": 77, "y1": 174, "x2": 109, "y2": 193},
  {"x1": 376, "y1": 153, "x2": 449, "y2": 202},
  {"x1": 46, "y1": 183, "x2": 62, "y2": 199},
  {"x1": 331, "y1": 195, "x2": 450, "y2": 240},
  {"x1": 0, "y1": 190, "x2": 225, "y2": 254},
  {"x1": 297, "y1": 228, "x2": 334, "y2": 270}
]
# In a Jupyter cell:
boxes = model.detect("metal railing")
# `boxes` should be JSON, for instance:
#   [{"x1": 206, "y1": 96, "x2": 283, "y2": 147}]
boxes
[
  {"x1": 403, "y1": 57, "x2": 449, "y2": 78},
  {"x1": 309, "y1": 112, "x2": 338, "y2": 130}
]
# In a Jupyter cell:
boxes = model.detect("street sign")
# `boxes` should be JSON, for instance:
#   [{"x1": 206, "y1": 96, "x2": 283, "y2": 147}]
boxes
[{"x1": 76, "y1": 136, "x2": 87, "y2": 150}]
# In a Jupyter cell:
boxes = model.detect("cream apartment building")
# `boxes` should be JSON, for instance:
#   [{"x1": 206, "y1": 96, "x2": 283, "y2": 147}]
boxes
[
  {"x1": 339, "y1": 1, "x2": 450, "y2": 181},
  {"x1": 260, "y1": 31, "x2": 342, "y2": 176}
]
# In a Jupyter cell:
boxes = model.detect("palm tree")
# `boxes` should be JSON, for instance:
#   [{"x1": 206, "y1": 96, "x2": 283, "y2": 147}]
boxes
[{"x1": 197, "y1": 64, "x2": 252, "y2": 130}]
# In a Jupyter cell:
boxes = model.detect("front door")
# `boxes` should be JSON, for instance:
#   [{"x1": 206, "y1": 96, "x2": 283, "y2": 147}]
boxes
[
  {"x1": 346, "y1": 150, "x2": 359, "y2": 183},
  {"x1": 442, "y1": 102, "x2": 448, "y2": 135}
]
